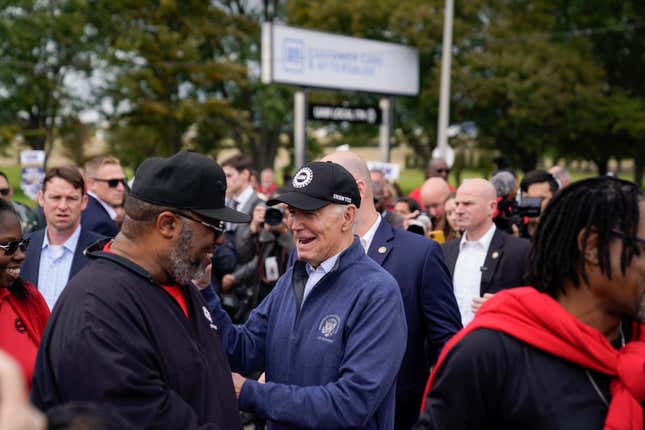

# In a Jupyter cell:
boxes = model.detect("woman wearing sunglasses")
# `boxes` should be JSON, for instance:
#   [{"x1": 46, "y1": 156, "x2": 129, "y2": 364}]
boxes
[{"x1": 0, "y1": 199, "x2": 49, "y2": 389}]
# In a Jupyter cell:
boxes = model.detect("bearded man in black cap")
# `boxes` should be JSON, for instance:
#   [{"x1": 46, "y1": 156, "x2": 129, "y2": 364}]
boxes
[
  {"x1": 31, "y1": 151, "x2": 250, "y2": 430},
  {"x1": 200, "y1": 161, "x2": 408, "y2": 430}
]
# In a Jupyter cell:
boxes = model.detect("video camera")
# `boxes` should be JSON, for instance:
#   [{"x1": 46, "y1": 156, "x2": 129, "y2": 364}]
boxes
[
  {"x1": 407, "y1": 214, "x2": 431, "y2": 236},
  {"x1": 495, "y1": 196, "x2": 542, "y2": 238}
]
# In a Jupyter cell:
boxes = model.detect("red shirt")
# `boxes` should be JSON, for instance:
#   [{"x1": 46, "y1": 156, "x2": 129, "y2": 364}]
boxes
[{"x1": 0, "y1": 288, "x2": 40, "y2": 389}]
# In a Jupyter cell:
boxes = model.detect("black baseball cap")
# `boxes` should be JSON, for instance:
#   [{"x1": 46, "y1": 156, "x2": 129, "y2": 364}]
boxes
[
  {"x1": 130, "y1": 151, "x2": 250, "y2": 223},
  {"x1": 267, "y1": 161, "x2": 361, "y2": 211}
]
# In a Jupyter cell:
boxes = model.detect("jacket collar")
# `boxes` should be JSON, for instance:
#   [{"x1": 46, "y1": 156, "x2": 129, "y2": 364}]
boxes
[
  {"x1": 367, "y1": 217, "x2": 394, "y2": 266},
  {"x1": 85, "y1": 238, "x2": 159, "y2": 285}
]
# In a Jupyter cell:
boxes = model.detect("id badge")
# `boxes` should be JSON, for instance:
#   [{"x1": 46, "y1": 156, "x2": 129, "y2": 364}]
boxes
[{"x1": 265, "y1": 256, "x2": 279, "y2": 282}]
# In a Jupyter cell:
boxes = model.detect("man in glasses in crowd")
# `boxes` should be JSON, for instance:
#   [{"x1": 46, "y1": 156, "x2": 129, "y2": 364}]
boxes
[
  {"x1": 81, "y1": 156, "x2": 128, "y2": 237},
  {"x1": 32, "y1": 151, "x2": 250, "y2": 429},
  {"x1": 409, "y1": 158, "x2": 454, "y2": 207},
  {"x1": 0, "y1": 171, "x2": 42, "y2": 233},
  {"x1": 20, "y1": 167, "x2": 104, "y2": 310}
]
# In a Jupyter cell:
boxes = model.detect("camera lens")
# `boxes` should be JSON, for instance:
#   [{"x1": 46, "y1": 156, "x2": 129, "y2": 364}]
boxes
[{"x1": 265, "y1": 208, "x2": 284, "y2": 226}]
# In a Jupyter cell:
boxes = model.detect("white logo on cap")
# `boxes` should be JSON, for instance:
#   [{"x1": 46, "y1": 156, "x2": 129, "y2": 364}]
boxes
[{"x1": 292, "y1": 167, "x2": 313, "y2": 189}]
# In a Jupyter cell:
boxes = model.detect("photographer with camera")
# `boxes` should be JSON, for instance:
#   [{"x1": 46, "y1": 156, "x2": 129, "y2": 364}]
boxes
[
  {"x1": 250, "y1": 200, "x2": 295, "y2": 304},
  {"x1": 519, "y1": 170, "x2": 559, "y2": 239}
]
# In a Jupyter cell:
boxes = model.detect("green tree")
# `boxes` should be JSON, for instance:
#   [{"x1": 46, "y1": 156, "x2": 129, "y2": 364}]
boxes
[
  {"x1": 0, "y1": 0, "x2": 92, "y2": 160},
  {"x1": 84, "y1": 0, "x2": 251, "y2": 167},
  {"x1": 550, "y1": 0, "x2": 645, "y2": 182}
]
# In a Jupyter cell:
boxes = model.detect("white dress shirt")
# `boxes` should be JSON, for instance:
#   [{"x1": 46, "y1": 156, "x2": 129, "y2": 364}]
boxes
[
  {"x1": 360, "y1": 215, "x2": 382, "y2": 253},
  {"x1": 453, "y1": 224, "x2": 496, "y2": 325},
  {"x1": 234, "y1": 186, "x2": 255, "y2": 212},
  {"x1": 302, "y1": 251, "x2": 342, "y2": 307},
  {"x1": 38, "y1": 224, "x2": 82, "y2": 310}
]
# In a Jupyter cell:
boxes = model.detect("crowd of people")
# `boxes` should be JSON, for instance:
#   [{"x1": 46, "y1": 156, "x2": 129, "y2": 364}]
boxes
[{"x1": 0, "y1": 149, "x2": 642, "y2": 430}]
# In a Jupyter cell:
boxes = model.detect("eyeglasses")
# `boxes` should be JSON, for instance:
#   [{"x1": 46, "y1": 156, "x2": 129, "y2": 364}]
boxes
[
  {"x1": 0, "y1": 237, "x2": 29, "y2": 256},
  {"x1": 436, "y1": 169, "x2": 451, "y2": 174},
  {"x1": 171, "y1": 211, "x2": 224, "y2": 237},
  {"x1": 92, "y1": 177, "x2": 127, "y2": 188},
  {"x1": 0, "y1": 188, "x2": 9, "y2": 196},
  {"x1": 611, "y1": 229, "x2": 645, "y2": 250}
]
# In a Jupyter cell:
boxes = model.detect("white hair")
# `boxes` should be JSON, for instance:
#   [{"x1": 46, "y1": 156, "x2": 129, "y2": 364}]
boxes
[{"x1": 332, "y1": 203, "x2": 359, "y2": 233}]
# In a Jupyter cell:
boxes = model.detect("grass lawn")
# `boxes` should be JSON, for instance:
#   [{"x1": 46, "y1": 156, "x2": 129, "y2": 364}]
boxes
[
  {"x1": 396, "y1": 167, "x2": 640, "y2": 195},
  {"x1": 0, "y1": 165, "x2": 36, "y2": 206}
]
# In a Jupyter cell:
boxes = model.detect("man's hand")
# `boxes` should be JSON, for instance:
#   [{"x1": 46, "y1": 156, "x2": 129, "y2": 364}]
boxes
[
  {"x1": 0, "y1": 350, "x2": 46, "y2": 430},
  {"x1": 221, "y1": 274, "x2": 239, "y2": 292},
  {"x1": 192, "y1": 258, "x2": 212, "y2": 290},
  {"x1": 250, "y1": 205, "x2": 266, "y2": 234},
  {"x1": 471, "y1": 293, "x2": 495, "y2": 314},
  {"x1": 401, "y1": 210, "x2": 420, "y2": 229},
  {"x1": 232, "y1": 372, "x2": 247, "y2": 398}
]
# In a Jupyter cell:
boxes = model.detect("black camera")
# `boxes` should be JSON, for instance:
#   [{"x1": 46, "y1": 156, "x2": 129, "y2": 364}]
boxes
[
  {"x1": 517, "y1": 197, "x2": 542, "y2": 218},
  {"x1": 265, "y1": 207, "x2": 285, "y2": 226},
  {"x1": 494, "y1": 196, "x2": 543, "y2": 239},
  {"x1": 407, "y1": 214, "x2": 431, "y2": 236}
]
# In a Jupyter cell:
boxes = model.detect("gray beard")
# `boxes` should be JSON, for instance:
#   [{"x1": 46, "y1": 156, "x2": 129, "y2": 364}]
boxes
[{"x1": 168, "y1": 224, "x2": 206, "y2": 285}]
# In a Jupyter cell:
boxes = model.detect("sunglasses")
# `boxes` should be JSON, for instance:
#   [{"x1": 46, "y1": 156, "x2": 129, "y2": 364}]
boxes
[
  {"x1": 0, "y1": 237, "x2": 29, "y2": 256},
  {"x1": 436, "y1": 168, "x2": 451, "y2": 174},
  {"x1": 0, "y1": 188, "x2": 9, "y2": 196},
  {"x1": 92, "y1": 177, "x2": 127, "y2": 188},
  {"x1": 171, "y1": 211, "x2": 224, "y2": 237}
]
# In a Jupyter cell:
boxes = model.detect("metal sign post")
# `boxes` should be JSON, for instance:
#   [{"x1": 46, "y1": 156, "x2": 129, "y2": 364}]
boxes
[
  {"x1": 294, "y1": 90, "x2": 307, "y2": 168},
  {"x1": 436, "y1": 0, "x2": 454, "y2": 160},
  {"x1": 379, "y1": 98, "x2": 391, "y2": 163}
]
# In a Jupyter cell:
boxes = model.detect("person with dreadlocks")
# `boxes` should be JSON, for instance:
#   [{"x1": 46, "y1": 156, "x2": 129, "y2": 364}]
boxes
[{"x1": 414, "y1": 176, "x2": 644, "y2": 430}]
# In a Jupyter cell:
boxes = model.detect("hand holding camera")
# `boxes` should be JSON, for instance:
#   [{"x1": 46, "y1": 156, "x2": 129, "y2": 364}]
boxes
[{"x1": 250, "y1": 204, "x2": 266, "y2": 234}]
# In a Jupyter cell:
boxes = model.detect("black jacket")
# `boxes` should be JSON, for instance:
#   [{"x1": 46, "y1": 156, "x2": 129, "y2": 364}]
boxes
[
  {"x1": 81, "y1": 195, "x2": 119, "y2": 237},
  {"x1": 31, "y1": 241, "x2": 243, "y2": 430},
  {"x1": 442, "y1": 228, "x2": 530, "y2": 295}
]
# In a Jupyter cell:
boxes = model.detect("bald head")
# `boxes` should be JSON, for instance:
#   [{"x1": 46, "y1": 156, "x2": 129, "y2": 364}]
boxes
[
  {"x1": 454, "y1": 179, "x2": 497, "y2": 239},
  {"x1": 321, "y1": 151, "x2": 373, "y2": 199},
  {"x1": 420, "y1": 177, "x2": 451, "y2": 226},
  {"x1": 458, "y1": 178, "x2": 496, "y2": 201},
  {"x1": 420, "y1": 178, "x2": 451, "y2": 207}
]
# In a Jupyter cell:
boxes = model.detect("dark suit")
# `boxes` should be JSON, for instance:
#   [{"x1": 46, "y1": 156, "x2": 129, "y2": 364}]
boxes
[
  {"x1": 442, "y1": 228, "x2": 530, "y2": 296},
  {"x1": 81, "y1": 195, "x2": 118, "y2": 237},
  {"x1": 368, "y1": 218, "x2": 462, "y2": 430},
  {"x1": 21, "y1": 227, "x2": 105, "y2": 291}
]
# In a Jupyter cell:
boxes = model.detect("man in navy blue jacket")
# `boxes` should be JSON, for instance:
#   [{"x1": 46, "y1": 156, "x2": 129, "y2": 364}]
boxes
[
  {"x1": 21, "y1": 166, "x2": 104, "y2": 309},
  {"x1": 322, "y1": 151, "x2": 462, "y2": 429},
  {"x1": 201, "y1": 161, "x2": 407, "y2": 430}
]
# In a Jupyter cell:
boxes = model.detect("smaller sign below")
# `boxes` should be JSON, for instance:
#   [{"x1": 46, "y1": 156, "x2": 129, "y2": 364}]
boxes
[
  {"x1": 20, "y1": 150, "x2": 46, "y2": 200},
  {"x1": 367, "y1": 161, "x2": 400, "y2": 181},
  {"x1": 308, "y1": 104, "x2": 382, "y2": 125}
]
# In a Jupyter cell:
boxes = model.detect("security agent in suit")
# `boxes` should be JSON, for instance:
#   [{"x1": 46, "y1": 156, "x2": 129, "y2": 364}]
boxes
[
  {"x1": 21, "y1": 167, "x2": 104, "y2": 309},
  {"x1": 220, "y1": 154, "x2": 263, "y2": 322},
  {"x1": 322, "y1": 151, "x2": 463, "y2": 430},
  {"x1": 81, "y1": 156, "x2": 128, "y2": 237},
  {"x1": 442, "y1": 179, "x2": 530, "y2": 325}
]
